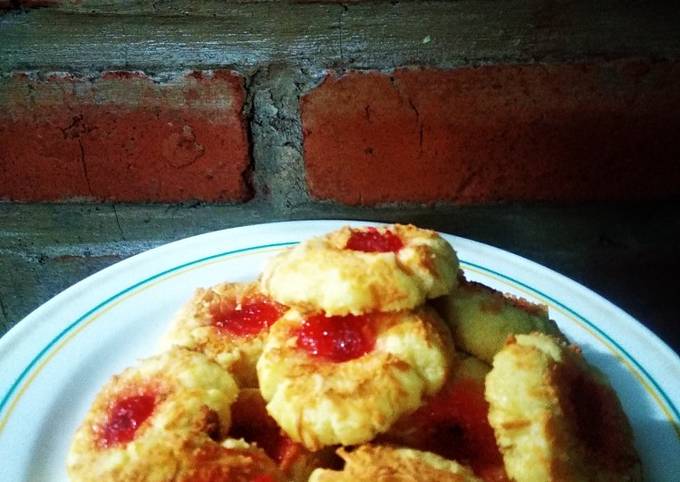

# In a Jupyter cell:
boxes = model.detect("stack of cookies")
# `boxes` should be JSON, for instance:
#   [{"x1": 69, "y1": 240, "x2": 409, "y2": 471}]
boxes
[{"x1": 67, "y1": 224, "x2": 641, "y2": 482}]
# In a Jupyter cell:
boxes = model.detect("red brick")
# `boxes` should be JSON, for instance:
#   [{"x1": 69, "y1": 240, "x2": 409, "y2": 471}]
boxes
[
  {"x1": 0, "y1": 70, "x2": 249, "y2": 202},
  {"x1": 302, "y1": 61, "x2": 680, "y2": 204}
]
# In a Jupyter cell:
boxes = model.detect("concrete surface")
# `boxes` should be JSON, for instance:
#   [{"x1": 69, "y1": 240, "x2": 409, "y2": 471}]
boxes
[{"x1": 2, "y1": 2, "x2": 680, "y2": 71}]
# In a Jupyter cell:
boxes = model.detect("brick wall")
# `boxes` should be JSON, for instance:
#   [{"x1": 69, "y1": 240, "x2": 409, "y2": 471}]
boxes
[{"x1": 2, "y1": 1, "x2": 680, "y2": 206}]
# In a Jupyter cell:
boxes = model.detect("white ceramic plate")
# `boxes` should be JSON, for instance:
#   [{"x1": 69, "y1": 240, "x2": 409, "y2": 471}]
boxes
[{"x1": 1, "y1": 220, "x2": 678, "y2": 481}]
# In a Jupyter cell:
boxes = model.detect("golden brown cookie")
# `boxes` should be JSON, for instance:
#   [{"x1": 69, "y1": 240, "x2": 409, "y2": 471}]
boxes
[
  {"x1": 67, "y1": 348, "x2": 246, "y2": 481},
  {"x1": 308, "y1": 445, "x2": 482, "y2": 482},
  {"x1": 256, "y1": 306, "x2": 454, "y2": 450},
  {"x1": 174, "y1": 438, "x2": 286, "y2": 482},
  {"x1": 485, "y1": 333, "x2": 642, "y2": 482},
  {"x1": 261, "y1": 224, "x2": 458, "y2": 315},
  {"x1": 161, "y1": 282, "x2": 287, "y2": 387},
  {"x1": 436, "y1": 278, "x2": 565, "y2": 363}
]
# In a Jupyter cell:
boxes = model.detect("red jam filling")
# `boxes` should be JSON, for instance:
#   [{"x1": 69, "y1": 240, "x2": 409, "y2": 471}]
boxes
[
  {"x1": 345, "y1": 227, "x2": 404, "y2": 253},
  {"x1": 394, "y1": 379, "x2": 508, "y2": 482},
  {"x1": 211, "y1": 297, "x2": 284, "y2": 337},
  {"x1": 99, "y1": 393, "x2": 156, "y2": 447},
  {"x1": 295, "y1": 313, "x2": 377, "y2": 362},
  {"x1": 251, "y1": 476, "x2": 276, "y2": 482}
]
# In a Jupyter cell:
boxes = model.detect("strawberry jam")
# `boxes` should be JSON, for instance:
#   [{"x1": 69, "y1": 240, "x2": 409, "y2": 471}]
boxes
[
  {"x1": 385, "y1": 378, "x2": 508, "y2": 482},
  {"x1": 345, "y1": 227, "x2": 404, "y2": 253},
  {"x1": 251, "y1": 476, "x2": 276, "y2": 482},
  {"x1": 424, "y1": 379, "x2": 507, "y2": 481},
  {"x1": 211, "y1": 297, "x2": 284, "y2": 337},
  {"x1": 99, "y1": 393, "x2": 156, "y2": 447},
  {"x1": 296, "y1": 313, "x2": 376, "y2": 362}
]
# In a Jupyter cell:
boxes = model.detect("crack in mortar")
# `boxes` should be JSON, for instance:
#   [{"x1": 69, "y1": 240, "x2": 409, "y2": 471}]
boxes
[
  {"x1": 338, "y1": 4, "x2": 348, "y2": 65},
  {"x1": 0, "y1": 295, "x2": 9, "y2": 325},
  {"x1": 112, "y1": 204, "x2": 126, "y2": 240}
]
